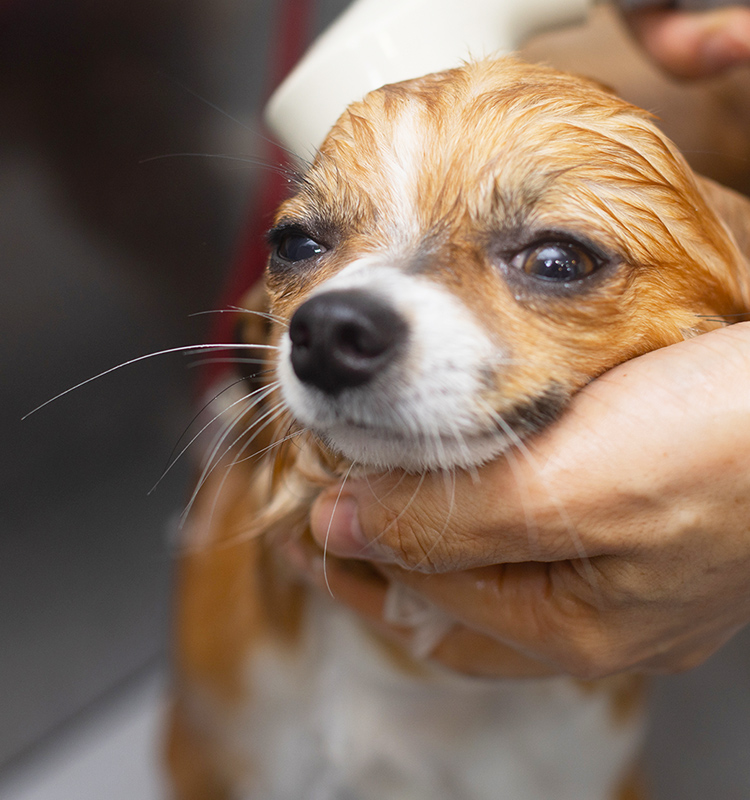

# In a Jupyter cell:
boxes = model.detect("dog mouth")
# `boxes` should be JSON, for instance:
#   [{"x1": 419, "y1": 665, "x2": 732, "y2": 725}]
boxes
[
  {"x1": 316, "y1": 422, "x2": 508, "y2": 472},
  {"x1": 291, "y1": 384, "x2": 570, "y2": 473},
  {"x1": 327, "y1": 415, "x2": 502, "y2": 446}
]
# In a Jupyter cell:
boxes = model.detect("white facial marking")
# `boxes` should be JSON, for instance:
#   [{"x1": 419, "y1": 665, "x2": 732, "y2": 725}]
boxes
[
  {"x1": 380, "y1": 101, "x2": 424, "y2": 242},
  {"x1": 278, "y1": 262, "x2": 510, "y2": 471}
]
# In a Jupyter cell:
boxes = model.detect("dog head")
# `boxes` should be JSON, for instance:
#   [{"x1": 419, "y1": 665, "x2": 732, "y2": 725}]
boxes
[{"x1": 263, "y1": 58, "x2": 750, "y2": 473}]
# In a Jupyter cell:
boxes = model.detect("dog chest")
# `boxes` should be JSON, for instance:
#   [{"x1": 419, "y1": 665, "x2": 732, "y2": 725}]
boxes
[{"x1": 221, "y1": 595, "x2": 644, "y2": 800}]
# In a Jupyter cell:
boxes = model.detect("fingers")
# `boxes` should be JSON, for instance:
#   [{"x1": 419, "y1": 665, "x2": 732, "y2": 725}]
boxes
[
  {"x1": 281, "y1": 537, "x2": 559, "y2": 678},
  {"x1": 381, "y1": 562, "x2": 627, "y2": 679},
  {"x1": 383, "y1": 558, "x2": 750, "y2": 678},
  {"x1": 627, "y1": 7, "x2": 750, "y2": 78},
  {"x1": 284, "y1": 535, "x2": 736, "y2": 678},
  {"x1": 309, "y1": 458, "x2": 579, "y2": 571},
  {"x1": 382, "y1": 561, "x2": 681, "y2": 679},
  {"x1": 286, "y1": 530, "x2": 610, "y2": 676}
]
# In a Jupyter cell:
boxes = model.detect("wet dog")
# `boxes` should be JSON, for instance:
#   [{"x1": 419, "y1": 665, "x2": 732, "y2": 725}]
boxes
[{"x1": 167, "y1": 58, "x2": 750, "y2": 800}]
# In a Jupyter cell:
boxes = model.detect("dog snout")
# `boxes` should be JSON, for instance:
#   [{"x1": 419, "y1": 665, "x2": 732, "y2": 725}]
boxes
[{"x1": 289, "y1": 289, "x2": 408, "y2": 395}]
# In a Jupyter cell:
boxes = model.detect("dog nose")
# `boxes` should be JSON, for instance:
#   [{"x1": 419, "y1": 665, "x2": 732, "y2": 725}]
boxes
[{"x1": 289, "y1": 289, "x2": 407, "y2": 395}]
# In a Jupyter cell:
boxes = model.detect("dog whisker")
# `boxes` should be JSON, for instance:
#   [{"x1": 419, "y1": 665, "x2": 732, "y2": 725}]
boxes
[
  {"x1": 410, "y1": 467, "x2": 458, "y2": 573},
  {"x1": 138, "y1": 152, "x2": 301, "y2": 180},
  {"x1": 367, "y1": 472, "x2": 428, "y2": 561},
  {"x1": 150, "y1": 381, "x2": 280, "y2": 495},
  {"x1": 185, "y1": 416, "x2": 305, "y2": 555},
  {"x1": 183, "y1": 397, "x2": 288, "y2": 524},
  {"x1": 22, "y1": 343, "x2": 279, "y2": 420},
  {"x1": 199, "y1": 403, "x2": 291, "y2": 534},
  {"x1": 445, "y1": 417, "x2": 476, "y2": 472},
  {"x1": 695, "y1": 310, "x2": 750, "y2": 324},
  {"x1": 231, "y1": 427, "x2": 306, "y2": 466},
  {"x1": 150, "y1": 70, "x2": 312, "y2": 171},
  {"x1": 225, "y1": 412, "x2": 302, "y2": 468},
  {"x1": 165, "y1": 375, "x2": 251, "y2": 471},
  {"x1": 362, "y1": 470, "x2": 410, "y2": 507},
  {"x1": 322, "y1": 461, "x2": 357, "y2": 598},
  {"x1": 225, "y1": 305, "x2": 288, "y2": 326},
  {"x1": 190, "y1": 306, "x2": 288, "y2": 327},
  {"x1": 178, "y1": 396, "x2": 279, "y2": 525}
]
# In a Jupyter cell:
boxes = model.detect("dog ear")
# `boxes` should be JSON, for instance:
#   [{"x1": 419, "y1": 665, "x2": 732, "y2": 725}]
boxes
[
  {"x1": 693, "y1": 175, "x2": 750, "y2": 315},
  {"x1": 695, "y1": 175, "x2": 750, "y2": 264}
]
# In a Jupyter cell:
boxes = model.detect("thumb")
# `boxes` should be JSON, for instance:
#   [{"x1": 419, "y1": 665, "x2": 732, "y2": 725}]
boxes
[{"x1": 308, "y1": 452, "x2": 584, "y2": 572}]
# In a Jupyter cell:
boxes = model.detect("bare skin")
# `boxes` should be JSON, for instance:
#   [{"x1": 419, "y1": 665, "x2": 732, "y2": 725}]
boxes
[
  {"x1": 307, "y1": 324, "x2": 750, "y2": 677},
  {"x1": 628, "y1": 6, "x2": 750, "y2": 78}
]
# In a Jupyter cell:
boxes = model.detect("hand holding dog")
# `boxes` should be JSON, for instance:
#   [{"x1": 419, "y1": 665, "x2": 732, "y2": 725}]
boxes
[
  {"x1": 299, "y1": 6, "x2": 750, "y2": 681},
  {"x1": 309, "y1": 324, "x2": 750, "y2": 678}
]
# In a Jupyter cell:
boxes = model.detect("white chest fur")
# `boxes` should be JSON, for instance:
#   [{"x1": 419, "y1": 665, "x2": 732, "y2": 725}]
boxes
[{"x1": 215, "y1": 594, "x2": 643, "y2": 800}]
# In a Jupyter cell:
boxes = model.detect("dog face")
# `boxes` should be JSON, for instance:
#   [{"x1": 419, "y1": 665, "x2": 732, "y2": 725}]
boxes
[{"x1": 264, "y1": 58, "x2": 748, "y2": 472}]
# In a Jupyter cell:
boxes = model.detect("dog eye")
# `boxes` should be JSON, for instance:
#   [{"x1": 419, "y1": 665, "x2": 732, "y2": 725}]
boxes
[
  {"x1": 273, "y1": 230, "x2": 326, "y2": 263},
  {"x1": 514, "y1": 242, "x2": 598, "y2": 282}
]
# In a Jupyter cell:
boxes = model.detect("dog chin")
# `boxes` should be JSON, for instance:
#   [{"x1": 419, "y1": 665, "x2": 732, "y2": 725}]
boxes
[
  {"x1": 313, "y1": 384, "x2": 569, "y2": 471},
  {"x1": 315, "y1": 424, "x2": 511, "y2": 473},
  {"x1": 281, "y1": 365, "x2": 571, "y2": 473}
]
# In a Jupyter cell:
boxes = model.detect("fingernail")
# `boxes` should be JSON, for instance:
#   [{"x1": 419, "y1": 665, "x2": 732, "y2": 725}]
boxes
[{"x1": 311, "y1": 493, "x2": 371, "y2": 558}]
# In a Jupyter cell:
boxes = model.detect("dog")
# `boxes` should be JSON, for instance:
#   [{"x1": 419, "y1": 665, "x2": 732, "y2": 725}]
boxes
[{"x1": 166, "y1": 57, "x2": 750, "y2": 800}]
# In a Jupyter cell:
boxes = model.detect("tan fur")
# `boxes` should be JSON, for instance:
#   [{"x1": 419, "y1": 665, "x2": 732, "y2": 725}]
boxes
[{"x1": 168, "y1": 58, "x2": 750, "y2": 799}]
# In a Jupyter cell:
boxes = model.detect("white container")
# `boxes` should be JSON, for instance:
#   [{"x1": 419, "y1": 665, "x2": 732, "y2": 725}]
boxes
[{"x1": 265, "y1": 0, "x2": 591, "y2": 159}]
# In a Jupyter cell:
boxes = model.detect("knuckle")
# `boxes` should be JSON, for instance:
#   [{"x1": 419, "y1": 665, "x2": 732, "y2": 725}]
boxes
[
  {"x1": 548, "y1": 616, "x2": 613, "y2": 678},
  {"x1": 558, "y1": 635, "x2": 622, "y2": 680},
  {"x1": 540, "y1": 569, "x2": 629, "y2": 679}
]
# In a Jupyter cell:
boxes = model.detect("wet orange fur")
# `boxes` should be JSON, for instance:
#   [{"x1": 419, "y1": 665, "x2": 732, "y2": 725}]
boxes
[
  {"x1": 168, "y1": 58, "x2": 750, "y2": 798},
  {"x1": 269, "y1": 60, "x2": 750, "y2": 420}
]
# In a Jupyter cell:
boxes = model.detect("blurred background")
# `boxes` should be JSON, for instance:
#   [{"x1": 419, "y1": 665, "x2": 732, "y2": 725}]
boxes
[{"x1": 0, "y1": 2, "x2": 748, "y2": 798}]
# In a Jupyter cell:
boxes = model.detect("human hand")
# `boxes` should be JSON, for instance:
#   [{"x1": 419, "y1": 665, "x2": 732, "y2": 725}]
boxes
[
  {"x1": 626, "y1": 6, "x2": 750, "y2": 78},
  {"x1": 307, "y1": 324, "x2": 750, "y2": 678}
]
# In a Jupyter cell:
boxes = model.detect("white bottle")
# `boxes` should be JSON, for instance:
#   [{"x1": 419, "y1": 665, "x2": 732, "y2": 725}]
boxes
[{"x1": 265, "y1": 0, "x2": 590, "y2": 159}]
